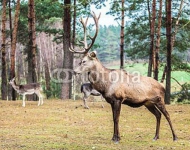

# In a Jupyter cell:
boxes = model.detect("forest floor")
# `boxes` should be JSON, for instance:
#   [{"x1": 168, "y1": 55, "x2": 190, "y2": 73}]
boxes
[{"x1": 0, "y1": 99, "x2": 190, "y2": 150}]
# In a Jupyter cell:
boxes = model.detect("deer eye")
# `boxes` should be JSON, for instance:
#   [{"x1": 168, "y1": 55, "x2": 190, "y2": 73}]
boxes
[{"x1": 82, "y1": 60, "x2": 86, "y2": 64}]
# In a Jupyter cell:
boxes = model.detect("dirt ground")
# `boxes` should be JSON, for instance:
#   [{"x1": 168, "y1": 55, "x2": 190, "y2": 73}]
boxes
[{"x1": 0, "y1": 99, "x2": 190, "y2": 150}]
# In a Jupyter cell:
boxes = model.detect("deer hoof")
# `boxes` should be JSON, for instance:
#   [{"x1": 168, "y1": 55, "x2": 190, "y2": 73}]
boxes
[
  {"x1": 173, "y1": 136, "x2": 178, "y2": 141},
  {"x1": 112, "y1": 135, "x2": 120, "y2": 143},
  {"x1": 153, "y1": 135, "x2": 159, "y2": 141}
]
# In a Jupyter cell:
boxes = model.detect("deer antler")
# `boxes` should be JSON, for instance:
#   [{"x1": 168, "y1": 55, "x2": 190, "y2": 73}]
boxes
[{"x1": 69, "y1": 12, "x2": 101, "y2": 54}]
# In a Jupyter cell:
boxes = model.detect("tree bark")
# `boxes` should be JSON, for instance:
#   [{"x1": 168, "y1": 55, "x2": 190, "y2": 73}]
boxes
[
  {"x1": 160, "y1": 65, "x2": 167, "y2": 83},
  {"x1": 61, "y1": 0, "x2": 73, "y2": 99},
  {"x1": 154, "y1": 0, "x2": 162, "y2": 80},
  {"x1": 165, "y1": 0, "x2": 172, "y2": 104},
  {"x1": 1, "y1": 0, "x2": 8, "y2": 100},
  {"x1": 147, "y1": 0, "x2": 156, "y2": 77},
  {"x1": 9, "y1": 0, "x2": 20, "y2": 100},
  {"x1": 72, "y1": 0, "x2": 76, "y2": 100},
  {"x1": 44, "y1": 60, "x2": 51, "y2": 98},
  {"x1": 27, "y1": 0, "x2": 37, "y2": 100},
  {"x1": 40, "y1": 34, "x2": 51, "y2": 99},
  {"x1": 72, "y1": 0, "x2": 76, "y2": 46},
  {"x1": 8, "y1": 0, "x2": 13, "y2": 100},
  {"x1": 8, "y1": 0, "x2": 13, "y2": 43},
  {"x1": 160, "y1": 0, "x2": 184, "y2": 83},
  {"x1": 120, "y1": 0, "x2": 124, "y2": 69}
]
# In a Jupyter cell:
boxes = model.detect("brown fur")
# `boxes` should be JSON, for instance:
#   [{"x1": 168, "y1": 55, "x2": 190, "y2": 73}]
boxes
[{"x1": 74, "y1": 52, "x2": 177, "y2": 142}]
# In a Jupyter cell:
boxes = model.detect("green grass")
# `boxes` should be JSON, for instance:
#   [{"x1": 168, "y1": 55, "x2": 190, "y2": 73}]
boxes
[
  {"x1": 171, "y1": 71, "x2": 190, "y2": 83},
  {"x1": 1, "y1": 100, "x2": 190, "y2": 149}
]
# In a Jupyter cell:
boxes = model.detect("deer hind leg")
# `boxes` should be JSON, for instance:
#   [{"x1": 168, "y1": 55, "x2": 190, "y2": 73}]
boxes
[
  {"x1": 145, "y1": 104, "x2": 161, "y2": 140},
  {"x1": 39, "y1": 94, "x2": 43, "y2": 106},
  {"x1": 22, "y1": 95, "x2": 26, "y2": 107},
  {"x1": 38, "y1": 97, "x2": 41, "y2": 106},
  {"x1": 37, "y1": 93, "x2": 41, "y2": 106},
  {"x1": 35, "y1": 91, "x2": 43, "y2": 106},
  {"x1": 155, "y1": 100, "x2": 177, "y2": 141}
]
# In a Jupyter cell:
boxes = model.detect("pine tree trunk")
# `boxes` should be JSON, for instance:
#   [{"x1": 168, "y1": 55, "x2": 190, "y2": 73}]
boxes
[
  {"x1": 41, "y1": 35, "x2": 51, "y2": 98},
  {"x1": 147, "y1": 0, "x2": 156, "y2": 77},
  {"x1": 120, "y1": 0, "x2": 124, "y2": 69},
  {"x1": 72, "y1": 0, "x2": 76, "y2": 100},
  {"x1": 61, "y1": 0, "x2": 73, "y2": 99},
  {"x1": 8, "y1": 0, "x2": 12, "y2": 43},
  {"x1": 165, "y1": 0, "x2": 172, "y2": 104},
  {"x1": 154, "y1": 0, "x2": 162, "y2": 80},
  {"x1": 27, "y1": 0, "x2": 37, "y2": 100},
  {"x1": 9, "y1": 0, "x2": 20, "y2": 100},
  {"x1": 8, "y1": 0, "x2": 13, "y2": 100},
  {"x1": 161, "y1": 65, "x2": 167, "y2": 83},
  {"x1": 72, "y1": 0, "x2": 76, "y2": 46},
  {"x1": 1, "y1": 0, "x2": 7, "y2": 100},
  {"x1": 160, "y1": 0, "x2": 183, "y2": 83},
  {"x1": 44, "y1": 61, "x2": 51, "y2": 98}
]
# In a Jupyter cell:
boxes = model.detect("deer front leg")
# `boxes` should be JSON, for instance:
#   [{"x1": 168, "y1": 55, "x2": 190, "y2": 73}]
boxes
[
  {"x1": 38, "y1": 96, "x2": 41, "y2": 106},
  {"x1": 22, "y1": 95, "x2": 26, "y2": 107},
  {"x1": 83, "y1": 95, "x2": 89, "y2": 109},
  {"x1": 111, "y1": 100, "x2": 122, "y2": 143}
]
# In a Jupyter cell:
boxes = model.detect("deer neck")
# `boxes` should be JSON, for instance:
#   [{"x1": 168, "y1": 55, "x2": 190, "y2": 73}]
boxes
[
  {"x1": 88, "y1": 60, "x2": 110, "y2": 94},
  {"x1": 11, "y1": 82, "x2": 20, "y2": 92}
]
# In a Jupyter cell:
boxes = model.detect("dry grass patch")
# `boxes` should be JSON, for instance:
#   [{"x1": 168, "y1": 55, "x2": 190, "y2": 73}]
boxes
[{"x1": 0, "y1": 99, "x2": 190, "y2": 150}]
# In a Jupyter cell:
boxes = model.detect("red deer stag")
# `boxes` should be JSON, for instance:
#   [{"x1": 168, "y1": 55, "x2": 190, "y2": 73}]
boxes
[{"x1": 70, "y1": 12, "x2": 177, "y2": 142}]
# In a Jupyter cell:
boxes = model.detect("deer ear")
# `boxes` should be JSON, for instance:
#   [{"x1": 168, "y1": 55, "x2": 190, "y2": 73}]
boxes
[{"x1": 89, "y1": 51, "x2": 97, "y2": 59}]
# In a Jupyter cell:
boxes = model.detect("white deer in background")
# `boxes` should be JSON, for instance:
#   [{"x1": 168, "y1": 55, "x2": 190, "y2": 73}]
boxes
[{"x1": 9, "y1": 78, "x2": 44, "y2": 107}]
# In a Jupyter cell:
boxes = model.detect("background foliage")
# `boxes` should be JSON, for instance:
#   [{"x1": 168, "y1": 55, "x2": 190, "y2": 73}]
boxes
[{"x1": 0, "y1": 0, "x2": 189, "y2": 102}]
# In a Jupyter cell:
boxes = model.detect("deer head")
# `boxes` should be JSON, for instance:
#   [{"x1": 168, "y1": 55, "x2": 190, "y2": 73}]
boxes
[
  {"x1": 69, "y1": 12, "x2": 101, "y2": 54},
  {"x1": 9, "y1": 77, "x2": 16, "y2": 85},
  {"x1": 74, "y1": 51, "x2": 98, "y2": 74}
]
